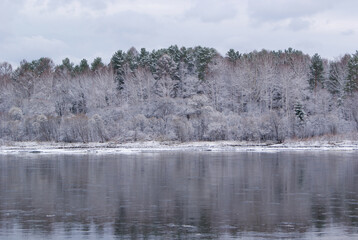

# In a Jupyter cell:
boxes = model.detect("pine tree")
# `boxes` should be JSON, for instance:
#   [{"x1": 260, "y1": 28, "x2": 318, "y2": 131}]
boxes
[
  {"x1": 308, "y1": 53, "x2": 324, "y2": 91},
  {"x1": 182, "y1": 47, "x2": 195, "y2": 72},
  {"x1": 91, "y1": 57, "x2": 104, "y2": 72},
  {"x1": 61, "y1": 58, "x2": 74, "y2": 73},
  {"x1": 126, "y1": 47, "x2": 139, "y2": 71},
  {"x1": 111, "y1": 50, "x2": 126, "y2": 90},
  {"x1": 149, "y1": 50, "x2": 161, "y2": 74},
  {"x1": 294, "y1": 103, "x2": 305, "y2": 121},
  {"x1": 226, "y1": 49, "x2": 241, "y2": 63},
  {"x1": 138, "y1": 48, "x2": 150, "y2": 67},
  {"x1": 74, "y1": 59, "x2": 90, "y2": 75},
  {"x1": 195, "y1": 46, "x2": 217, "y2": 80},
  {"x1": 345, "y1": 51, "x2": 358, "y2": 93},
  {"x1": 167, "y1": 45, "x2": 182, "y2": 63},
  {"x1": 79, "y1": 59, "x2": 90, "y2": 73},
  {"x1": 27, "y1": 57, "x2": 54, "y2": 77}
]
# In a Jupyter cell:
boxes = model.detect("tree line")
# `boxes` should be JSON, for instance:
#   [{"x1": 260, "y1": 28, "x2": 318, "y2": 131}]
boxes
[{"x1": 0, "y1": 46, "x2": 358, "y2": 143}]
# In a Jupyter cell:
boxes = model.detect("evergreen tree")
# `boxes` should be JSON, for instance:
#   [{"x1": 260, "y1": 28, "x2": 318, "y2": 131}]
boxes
[
  {"x1": 345, "y1": 51, "x2": 358, "y2": 93},
  {"x1": 167, "y1": 45, "x2": 182, "y2": 63},
  {"x1": 79, "y1": 59, "x2": 90, "y2": 73},
  {"x1": 111, "y1": 50, "x2": 126, "y2": 71},
  {"x1": 25, "y1": 57, "x2": 54, "y2": 77},
  {"x1": 138, "y1": 48, "x2": 150, "y2": 67},
  {"x1": 111, "y1": 50, "x2": 126, "y2": 90},
  {"x1": 149, "y1": 49, "x2": 162, "y2": 74},
  {"x1": 308, "y1": 53, "x2": 324, "y2": 91},
  {"x1": 74, "y1": 59, "x2": 90, "y2": 75},
  {"x1": 226, "y1": 49, "x2": 241, "y2": 63},
  {"x1": 126, "y1": 47, "x2": 139, "y2": 71},
  {"x1": 54, "y1": 58, "x2": 74, "y2": 77},
  {"x1": 62, "y1": 58, "x2": 74, "y2": 71},
  {"x1": 91, "y1": 57, "x2": 104, "y2": 72},
  {"x1": 182, "y1": 47, "x2": 195, "y2": 72},
  {"x1": 195, "y1": 46, "x2": 217, "y2": 80},
  {"x1": 294, "y1": 103, "x2": 305, "y2": 121}
]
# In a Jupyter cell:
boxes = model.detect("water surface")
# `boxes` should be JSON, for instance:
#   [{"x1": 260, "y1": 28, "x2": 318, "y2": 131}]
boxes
[{"x1": 0, "y1": 151, "x2": 358, "y2": 239}]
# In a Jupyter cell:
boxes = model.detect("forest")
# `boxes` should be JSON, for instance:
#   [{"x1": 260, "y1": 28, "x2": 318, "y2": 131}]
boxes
[{"x1": 0, "y1": 46, "x2": 358, "y2": 143}]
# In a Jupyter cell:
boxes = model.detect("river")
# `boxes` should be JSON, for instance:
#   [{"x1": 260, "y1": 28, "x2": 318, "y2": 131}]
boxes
[{"x1": 0, "y1": 151, "x2": 357, "y2": 239}]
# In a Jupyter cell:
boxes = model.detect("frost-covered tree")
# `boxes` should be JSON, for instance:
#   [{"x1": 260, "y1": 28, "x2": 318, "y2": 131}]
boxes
[
  {"x1": 327, "y1": 54, "x2": 350, "y2": 96},
  {"x1": 167, "y1": 45, "x2": 182, "y2": 63},
  {"x1": 11, "y1": 60, "x2": 36, "y2": 98},
  {"x1": 0, "y1": 62, "x2": 12, "y2": 76},
  {"x1": 0, "y1": 62, "x2": 13, "y2": 90},
  {"x1": 9, "y1": 107, "x2": 23, "y2": 121},
  {"x1": 153, "y1": 54, "x2": 180, "y2": 98},
  {"x1": 1, "y1": 46, "x2": 358, "y2": 143},
  {"x1": 89, "y1": 114, "x2": 107, "y2": 142}
]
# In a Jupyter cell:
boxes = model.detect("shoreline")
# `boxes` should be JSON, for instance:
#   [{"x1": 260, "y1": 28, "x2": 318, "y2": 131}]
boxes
[{"x1": 1, "y1": 140, "x2": 358, "y2": 154}]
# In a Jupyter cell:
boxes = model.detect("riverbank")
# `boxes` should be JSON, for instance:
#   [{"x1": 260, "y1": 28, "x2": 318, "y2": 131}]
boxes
[{"x1": 1, "y1": 139, "x2": 358, "y2": 154}]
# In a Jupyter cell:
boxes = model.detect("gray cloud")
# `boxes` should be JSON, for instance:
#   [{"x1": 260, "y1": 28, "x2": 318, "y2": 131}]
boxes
[
  {"x1": 288, "y1": 18, "x2": 311, "y2": 31},
  {"x1": 185, "y1": 0, "x2": 238, "y2": 23},
  {"x1": 248, "y1": 0, "x2": 334, "y2": 22},
  {"x1": 41, "y1": 0, "x2": 111, "y2": 11},
  {"x1": 1, "y1": 0, "x2": 358, "y2": 65},
  {"x1": 341, "y1": 29, "x2": 354, "y2": 36}
]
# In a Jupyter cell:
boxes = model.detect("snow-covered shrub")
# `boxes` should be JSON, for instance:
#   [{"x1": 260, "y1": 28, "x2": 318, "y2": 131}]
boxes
[
  {"x1": 61, "y1": 114, "x2": 89, "y2": 143},
  {"x1": 89, "y1": 114, "x2": 107, "y2": 142},
  {"x1": 9, "y1": 107, "x2": 23, "y2": 121}
]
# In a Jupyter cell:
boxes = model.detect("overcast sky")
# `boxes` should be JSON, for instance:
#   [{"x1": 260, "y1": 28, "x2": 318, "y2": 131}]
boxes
[{"x1": 1, "y1": 0, "x2": 358, "y2": 66}]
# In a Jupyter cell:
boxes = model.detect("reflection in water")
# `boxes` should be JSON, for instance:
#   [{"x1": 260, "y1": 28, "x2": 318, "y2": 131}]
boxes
[{"x1": 0, "y1": 152, "x2": 358, "y2": 239}]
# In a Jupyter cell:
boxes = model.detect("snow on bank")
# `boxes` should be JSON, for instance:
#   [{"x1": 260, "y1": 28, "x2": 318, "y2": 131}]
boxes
[{"x1": 0, "y1": 140, "x2": 358, "y2": 155}]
